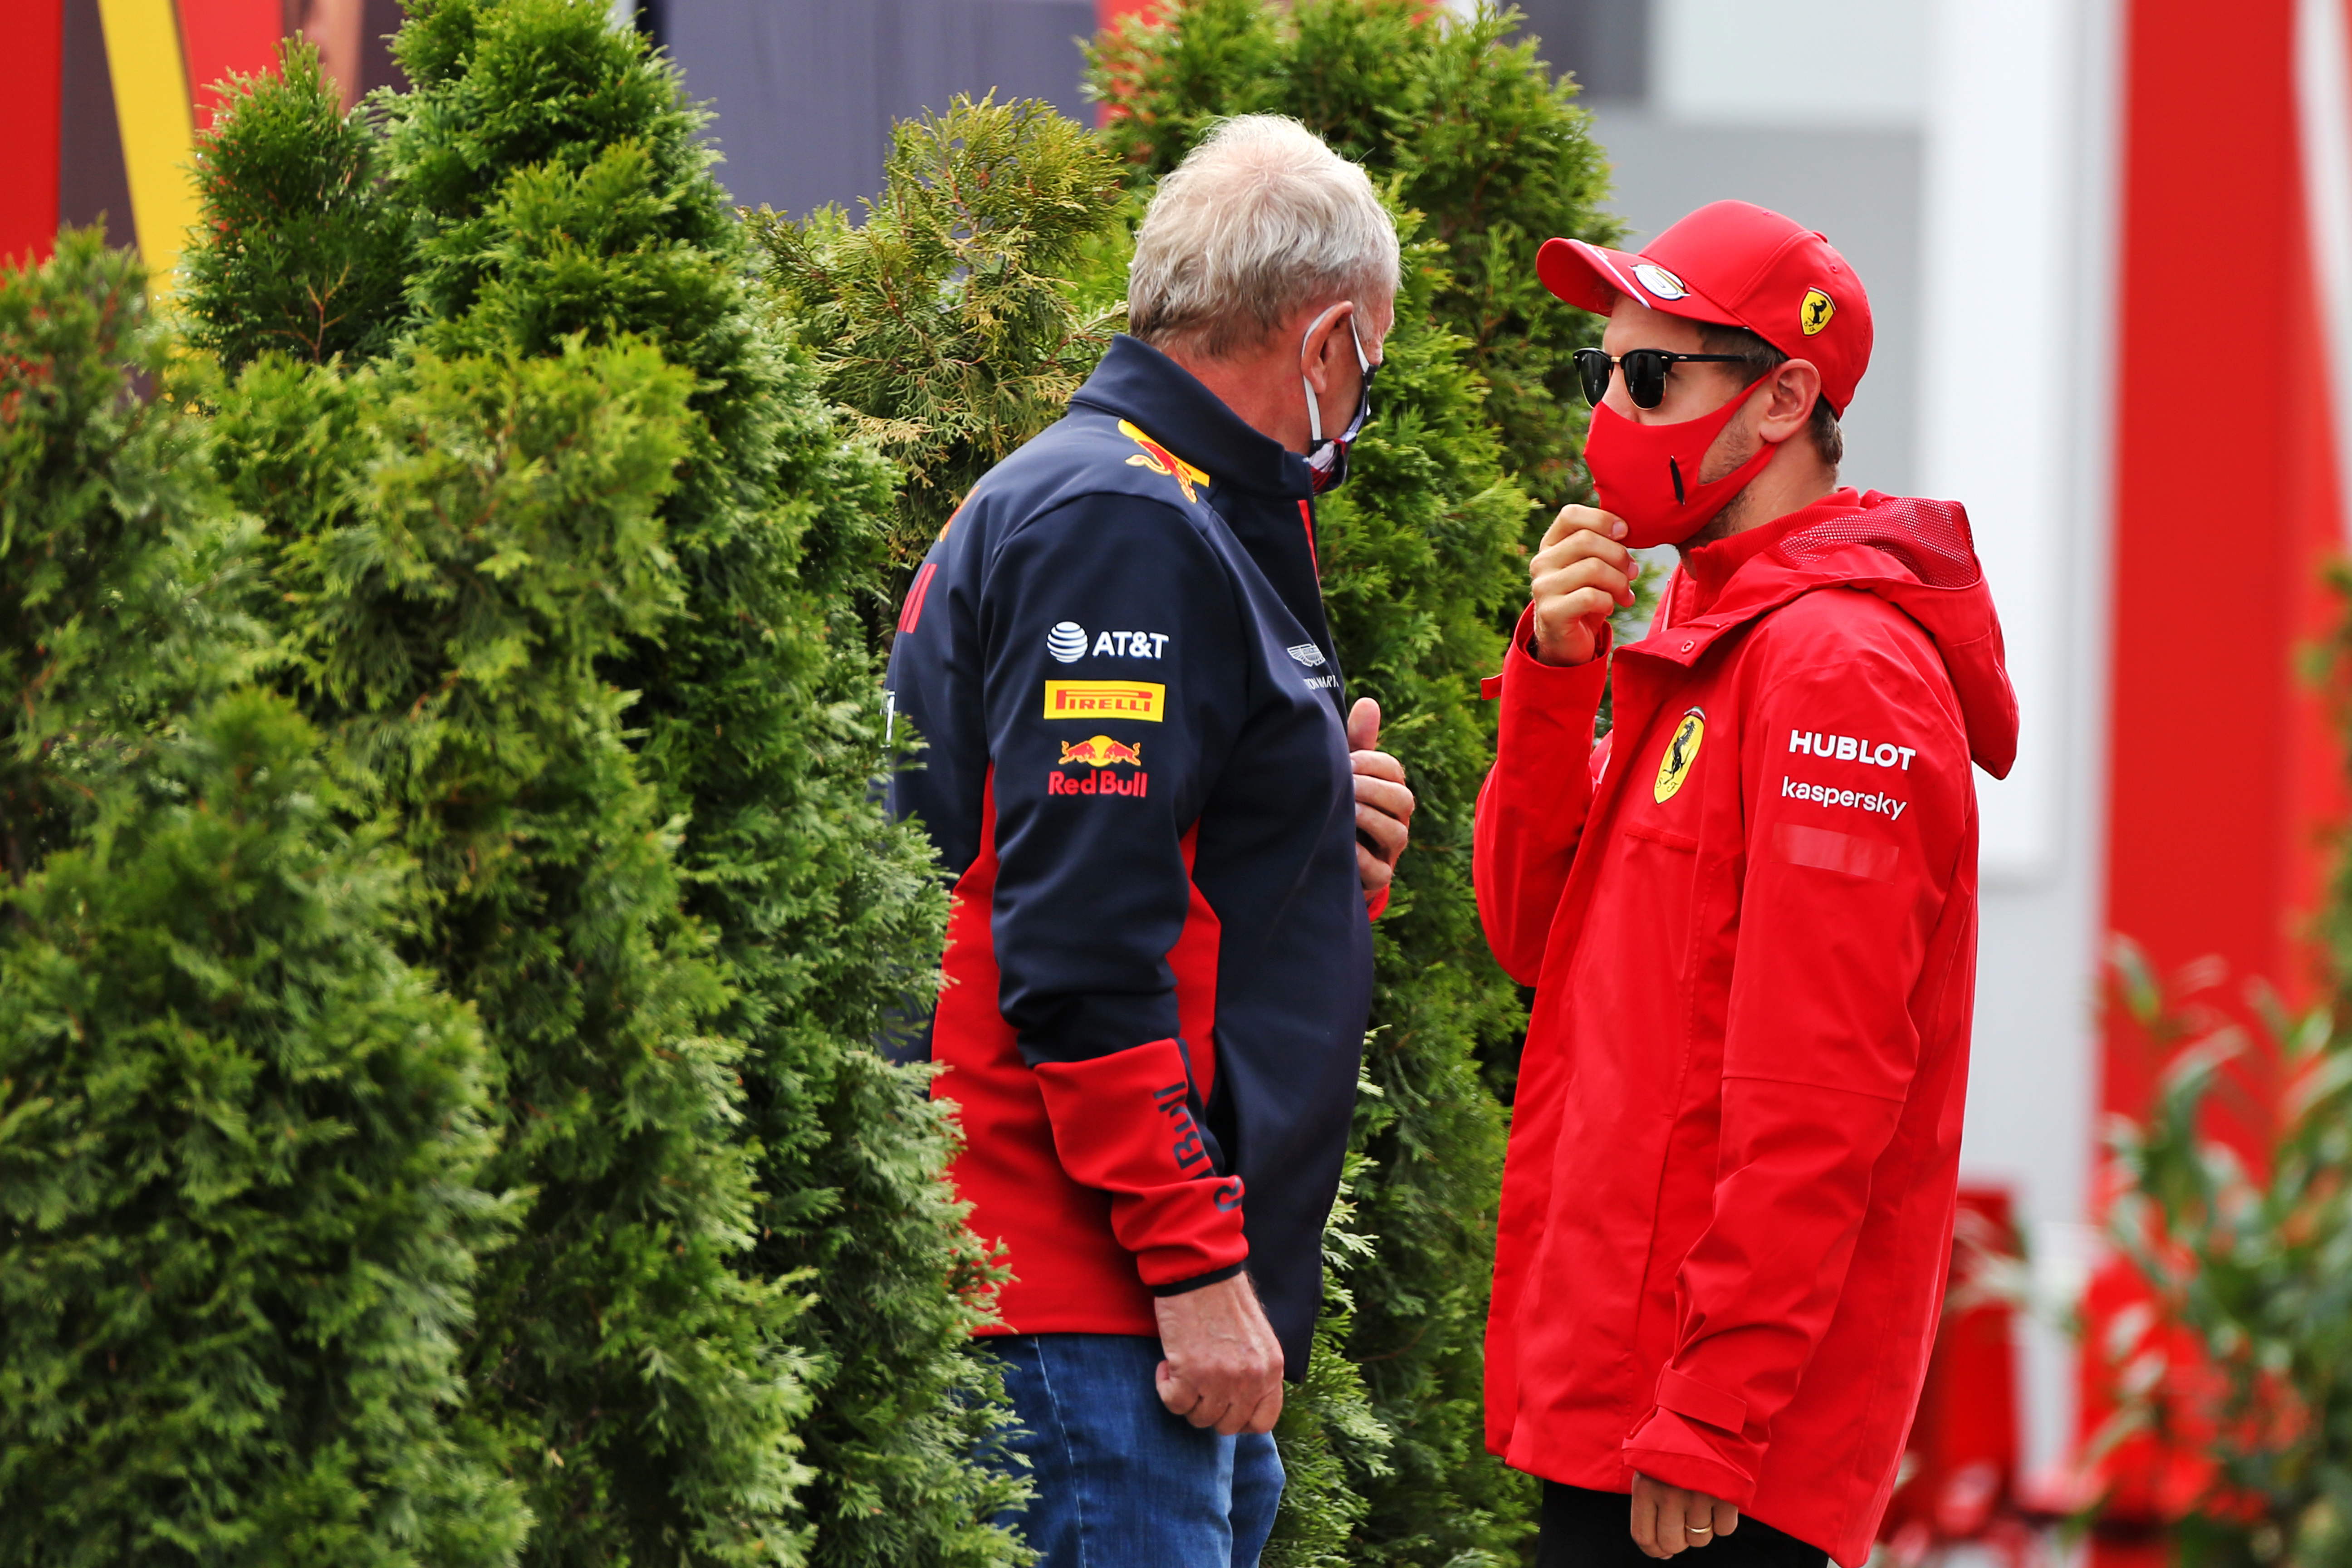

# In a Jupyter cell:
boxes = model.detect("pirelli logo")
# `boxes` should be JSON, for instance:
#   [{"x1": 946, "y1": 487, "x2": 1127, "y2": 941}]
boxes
[{"x1": 1043, "y1": 680, "x2": 1166, "y2": 722}]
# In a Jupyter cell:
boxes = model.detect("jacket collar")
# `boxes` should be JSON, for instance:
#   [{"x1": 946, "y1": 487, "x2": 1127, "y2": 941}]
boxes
[
  {"x1": 1632, "y1": 489, "x2": 2020, "y2": 779},
  {"x1": 1070, "y1": 335, "x2": 1317, "y2": 500}
]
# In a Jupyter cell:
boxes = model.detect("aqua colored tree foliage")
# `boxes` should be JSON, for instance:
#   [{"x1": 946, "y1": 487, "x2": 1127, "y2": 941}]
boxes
[
  {"x1": 185, "y1": 10, "x2": 1024, "y2": 1562},
  {"x1": 752, "y1": 95, "x2": 1132, "y2": 611},
  {"x1": 211, "y1": 321, "x2": 816, "y2": 1568},
  {"x1": 193, "y1": 61, "x2": 814, "y2": 1549},
  {"x1": 1302, "y1": 221, "x2": 1535, "y2": 1568},
  {"x1": 377, "y1": 6, "x2": 1026, "y2": 1559},
  {"x1": 182, "y1": 41, "x2": 409, "y2": 372},
  {"x1": 0, "y1": 235, "x2": 522, "y2": 1565}
]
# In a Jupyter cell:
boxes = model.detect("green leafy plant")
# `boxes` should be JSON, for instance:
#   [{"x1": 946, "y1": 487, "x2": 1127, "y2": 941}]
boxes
[
  {"x1": 2098, "y1": 938, "x2": 2352, "y2": 1568},
  {"x1": 1302, "y1": 222, "x2": 1535, "y2": 1566},
  {"x1": 379, "y1": 6, "x2": 1027, "y2": 1558},
  {"x1": 0, "y1": 234, "x2": 521, "y2": 1566}
]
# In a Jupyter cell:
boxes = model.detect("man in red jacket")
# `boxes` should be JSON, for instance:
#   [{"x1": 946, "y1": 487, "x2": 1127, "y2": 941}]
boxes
[{"x1": 1474, "y1": 200, "x2": 2019, "y2": 1568}]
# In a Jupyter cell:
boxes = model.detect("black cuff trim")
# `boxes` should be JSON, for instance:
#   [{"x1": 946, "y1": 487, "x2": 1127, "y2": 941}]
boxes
[{"x1": 1148, "y1": 1261, "x2": 1247, "y2": 1297}]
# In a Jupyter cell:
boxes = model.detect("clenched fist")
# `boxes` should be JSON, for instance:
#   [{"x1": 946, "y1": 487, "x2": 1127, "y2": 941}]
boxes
[
  {"x1": 1155, "y1": 1273, "x2": 1285, "y2": 1435},
  {"x1": 1528, "y1": 503, "x2": 1639, "y2": 667}
]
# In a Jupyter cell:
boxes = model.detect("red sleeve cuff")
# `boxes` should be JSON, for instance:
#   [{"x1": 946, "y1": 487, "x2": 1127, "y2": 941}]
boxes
[
  {"x1": 1622, "y1": 1408, "x2": 1757, "y2": 1509},
  {"x1": 1494, "y1": 605, "x2": 1611, "y2": 722},
  {"x1": 1032, "y1": 1038, "x2": 1248, "y2": 1288},
  {"x1": 1656, "y1": 1367, "x2": 1747, "y2": 1434}
]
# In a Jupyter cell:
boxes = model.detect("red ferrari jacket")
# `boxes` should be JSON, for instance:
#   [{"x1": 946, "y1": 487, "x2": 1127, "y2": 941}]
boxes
[{"x1": 1474, "y1": 490, "x2": 2018, "y2": 1566}]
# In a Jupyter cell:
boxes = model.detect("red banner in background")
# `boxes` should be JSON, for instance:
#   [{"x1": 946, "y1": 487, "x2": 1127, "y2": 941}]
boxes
[
  {"x1": 0, "y1": 0, "x2": 337, "y2": 275},
  {"x1": 2093, "y1": 0, "x2": 2352, "y2": 1555},
  {"x1": 0, "y1": 1, "x2": 65, "y2": 266},
  {"x1": 176, "y1": 0, "x2": 282, "y2": 130}
]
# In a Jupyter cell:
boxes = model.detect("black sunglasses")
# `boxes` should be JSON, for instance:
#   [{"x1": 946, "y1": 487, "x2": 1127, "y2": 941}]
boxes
[{"x1": 1573, "y1": 347, "x2": 1756, "y2": 410}]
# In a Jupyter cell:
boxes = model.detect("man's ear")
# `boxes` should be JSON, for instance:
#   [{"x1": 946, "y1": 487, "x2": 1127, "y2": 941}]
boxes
[
  {"x1": 1755, "y1": 359, "x2": 1823, "y2": 444},
  {"x1": 1298, "y1": 302, "x2": 1354, "y2": 396}
]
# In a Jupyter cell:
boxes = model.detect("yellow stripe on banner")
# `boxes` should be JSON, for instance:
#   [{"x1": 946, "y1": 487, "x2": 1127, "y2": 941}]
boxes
[{"x1": 95, "y1": 0, "x2": 199, "y2": 299}]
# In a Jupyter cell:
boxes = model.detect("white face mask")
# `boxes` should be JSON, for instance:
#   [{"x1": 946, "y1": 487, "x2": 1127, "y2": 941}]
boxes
[{"x1": 1303, "y1": 310, "x2": 1376, "y2": 495}]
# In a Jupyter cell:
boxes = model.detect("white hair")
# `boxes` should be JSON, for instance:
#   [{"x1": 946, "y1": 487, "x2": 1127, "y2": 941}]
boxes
[{"x1": 1127, "y1": 115, "x2": 1401, "y2": 359}]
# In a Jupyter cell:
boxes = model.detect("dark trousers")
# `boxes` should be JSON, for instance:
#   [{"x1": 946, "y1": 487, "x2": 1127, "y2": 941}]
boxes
[{"x1": 1538, "y1": 1483, "x2": 1830, "y2": 1568}]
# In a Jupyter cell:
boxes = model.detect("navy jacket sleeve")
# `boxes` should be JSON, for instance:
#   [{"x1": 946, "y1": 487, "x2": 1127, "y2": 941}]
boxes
[{"x1": 981, "y1": 491, "x2": 1250, "y2": 1291}]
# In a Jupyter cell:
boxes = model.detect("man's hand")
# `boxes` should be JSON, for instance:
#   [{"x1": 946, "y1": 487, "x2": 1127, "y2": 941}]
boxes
[
  {"x1": 1347, "y1": 698, "x2": 1413, "y2": 894},
  {"x1": 1154, "y1": 1272, "x2": 1285, "y2": 1435},
  {"x1": 1628, "y1": 1472, "x2": 1740, "y2": 1559},
  {"x1": 1529, "y1": 504, "x2": 1639, "y2": 667}
]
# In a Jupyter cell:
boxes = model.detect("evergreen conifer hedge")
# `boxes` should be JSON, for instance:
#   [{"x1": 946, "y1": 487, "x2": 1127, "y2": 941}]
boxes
[
  {"x1": 182, "y1": 6, "x2": 1024, "y2": 1559},
  {"x1": 0, "y1": 235, "x2": 521, "y2": 1565}
]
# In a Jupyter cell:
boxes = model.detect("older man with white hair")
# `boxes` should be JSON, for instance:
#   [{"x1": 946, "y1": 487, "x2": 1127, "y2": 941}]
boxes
[{"x1": 883, "y1": 116, "x2": 1414, "y2": 1564}]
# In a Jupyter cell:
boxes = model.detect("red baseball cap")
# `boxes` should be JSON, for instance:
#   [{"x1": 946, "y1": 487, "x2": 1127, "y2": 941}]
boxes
[{"x1": 1537, "y1": 200, "x2": 1873, "y2": 414}]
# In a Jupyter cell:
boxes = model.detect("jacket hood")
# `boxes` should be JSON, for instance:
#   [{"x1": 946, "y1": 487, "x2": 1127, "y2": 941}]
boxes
[{"x1": 1657, "y1": 490, "x2": 2020, "y2": 779}]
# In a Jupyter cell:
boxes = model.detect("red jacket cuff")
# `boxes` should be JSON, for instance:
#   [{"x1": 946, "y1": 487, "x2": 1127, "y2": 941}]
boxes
[
  {"x1": 1032, "y1": 1039, "x2": 1248, "y2": 1288},
  {"x1": 1622, "y1": 1407, "x2": 1758, "y2": 1509},
  {"x1": 1494, "y1": 604, "x2": 1611, "y2": 714}
]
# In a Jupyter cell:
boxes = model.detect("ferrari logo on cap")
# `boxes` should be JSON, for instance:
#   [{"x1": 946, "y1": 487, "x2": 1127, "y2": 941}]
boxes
[
  {"x1": 1633, "y1": 262, "x2": 1688, "y2": 301},
  {"x1": 1801, "y1": 289, "x2": 1836, "y2": 335},
  {"x1": 1655, "y1": 709, "x2": 1706, "y2": 803}
]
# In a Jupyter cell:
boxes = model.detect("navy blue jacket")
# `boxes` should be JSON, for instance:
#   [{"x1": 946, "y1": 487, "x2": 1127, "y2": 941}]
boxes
[{"x1": 885, "y1": 334, "x2": 1374, "y2": 1376}]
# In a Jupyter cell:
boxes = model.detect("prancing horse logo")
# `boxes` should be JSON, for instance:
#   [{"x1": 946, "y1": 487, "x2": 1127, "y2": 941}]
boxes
[
  {"x1": 1801, "y1": 288, "x2": 1836, "y2": 336},
  {"x1": 1655, "y1": 708, "x2": 1707, "y2": 803}
]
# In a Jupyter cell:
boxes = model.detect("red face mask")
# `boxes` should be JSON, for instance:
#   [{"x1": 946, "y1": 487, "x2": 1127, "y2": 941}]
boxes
[{"x1": 1583, "y1": 389, "x2": 1779, "y2": 549}]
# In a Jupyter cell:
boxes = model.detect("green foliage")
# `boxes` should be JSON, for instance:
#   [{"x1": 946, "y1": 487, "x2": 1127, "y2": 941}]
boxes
[
  {"x1": 1263, "y1": 1147, "x2": 1395, "y2": 1568},
  {"x1": 180, "y1": 44, "x2": 409, "y2": 372},
  {"x1": 210, "y1": 325, "x2": 817, "y2": 1568},
  {"x1": 1087, "y1": 0, "x2": 1620, "y2": 529},
  {"x1": 185, "y1": 3, "x2": 1024, "y2": 1562},
  {"x1": 2101, "y1": 938, "x2": 2352, "y2": 1568},
  {"x1": 752, "y1": 96, "x2": 1130, "y2": 604},
  {"x1": 379, "y1": 6, "x2": 1027, "y2": 1561},
  {"x1": 1303, "y1": 223, "x2": 1537, "y2": 1568},
  {"x1": 0, "y1": 235, "x2": 521, "y2": 1564}
]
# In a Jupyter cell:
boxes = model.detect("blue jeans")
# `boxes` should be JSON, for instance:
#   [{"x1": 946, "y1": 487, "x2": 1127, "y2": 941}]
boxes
[{"x1": 985, "y1": 1333, "x2": 1285, "y2": 1568}]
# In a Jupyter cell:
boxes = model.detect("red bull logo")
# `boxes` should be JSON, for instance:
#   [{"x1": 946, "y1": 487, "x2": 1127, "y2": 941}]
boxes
[
  {"x1": 1058, "y1": 735, "x2": 1142, "y2": 768},
  {"x1": 1047, "y1": 769, "x2": 1148, "y2": 797},
  {"x1": 1049, "y1": 735, "x2": 1147, "y2": 797},
  {"x1": 1118, "y1": 419, "x2": 1209, "y2": 504}
]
